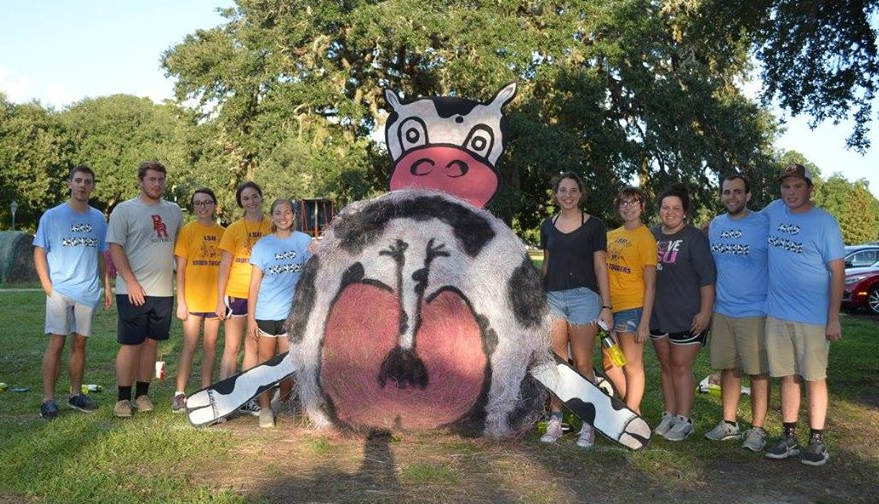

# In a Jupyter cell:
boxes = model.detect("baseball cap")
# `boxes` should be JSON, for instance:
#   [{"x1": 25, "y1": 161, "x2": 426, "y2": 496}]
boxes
[{"x1": 779, "y1": 163, "x2": 813, "y2": 183}]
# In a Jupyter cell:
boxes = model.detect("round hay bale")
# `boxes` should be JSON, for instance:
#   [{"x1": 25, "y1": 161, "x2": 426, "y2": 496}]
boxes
[
  {"x1": 287, "y1": 189, "x2": 551, "y2": 436},
  {"x1": 0, "y1": 231, "x2": 37, "y2": 284}
]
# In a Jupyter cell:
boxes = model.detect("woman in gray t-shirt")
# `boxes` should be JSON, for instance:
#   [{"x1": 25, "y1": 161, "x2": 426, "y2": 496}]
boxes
[{"x1": 649, "y1": 184, "x2": 716, "y2": 442}]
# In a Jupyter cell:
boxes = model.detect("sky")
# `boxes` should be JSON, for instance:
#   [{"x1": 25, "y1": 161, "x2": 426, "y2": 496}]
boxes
[{"x1": 1, "y1": 1, "x2": 876, "y2": 197}]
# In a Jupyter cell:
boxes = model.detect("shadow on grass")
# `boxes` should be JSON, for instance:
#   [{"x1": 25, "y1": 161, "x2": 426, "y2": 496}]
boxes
[
  {"x1": 234, "y1": 319, "x2": 879, "y2": 504},
  {"x1": 227, "y1": 415, "x2": 879, "y2": 504}
]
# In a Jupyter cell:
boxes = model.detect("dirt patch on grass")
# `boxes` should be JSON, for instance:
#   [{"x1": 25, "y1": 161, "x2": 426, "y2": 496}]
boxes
[{"x1": 196, "y1": 414, "x2": 879, "y2": 504}]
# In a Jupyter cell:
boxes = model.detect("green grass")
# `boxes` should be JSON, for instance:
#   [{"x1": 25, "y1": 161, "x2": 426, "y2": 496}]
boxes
[
  {"x1": 399, "y1": 462, "x2": 460, "y2": 484},
  {"x1": 1, "y1": 289, "x2": 878, "y2": 503},
  {"x1": 0, "y1": 281, "x2": 41, "y2": 289}
]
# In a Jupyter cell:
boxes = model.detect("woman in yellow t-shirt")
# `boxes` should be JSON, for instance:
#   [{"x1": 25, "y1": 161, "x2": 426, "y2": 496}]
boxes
[
  {"x1": 605, "y1": 187, "x2": 657, "y2": 413},
  {"x1": 215, "y1": 182, "x2": 271, "y2": 390},
  {"x1": 172, "y1": 188, "x2": 225, "y2": 413}
]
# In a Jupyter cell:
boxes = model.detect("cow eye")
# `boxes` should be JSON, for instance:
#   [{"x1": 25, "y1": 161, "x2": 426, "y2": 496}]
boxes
[
  {"x1": 463, "y1": 125, "x2": 494, "y2": 159},
  {"x1": 398, "y1": 118, "x2": 428, "y2": 152}
]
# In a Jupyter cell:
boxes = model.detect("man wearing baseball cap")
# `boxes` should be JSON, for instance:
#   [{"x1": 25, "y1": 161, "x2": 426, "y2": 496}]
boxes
[{"x1": 762, "y1": 163, "x2": 845, "y2": 466}]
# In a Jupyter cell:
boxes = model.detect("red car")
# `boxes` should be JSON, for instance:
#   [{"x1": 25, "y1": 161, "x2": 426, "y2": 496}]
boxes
[{"x1": 842, "y1": 267, "x2": 879, "y2": 315}]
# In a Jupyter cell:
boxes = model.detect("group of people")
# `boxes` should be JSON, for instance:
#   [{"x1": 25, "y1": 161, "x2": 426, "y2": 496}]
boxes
[
  {"x1": 35, "y1": 161, "x2": 311, "y2": 429},
  {"x1": 34, "y1": 161, "x2": 844, "y2": 464},
  {"x1": 538, "y1": 164, "x2": 844, "y2": 467}
]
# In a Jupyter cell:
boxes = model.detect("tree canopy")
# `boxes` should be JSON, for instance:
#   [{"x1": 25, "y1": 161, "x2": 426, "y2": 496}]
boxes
[
  {"x1": 701, "y1": 0, "x2": 879, "y2": 151},
  {"x1": 160, "y1": 0, "x2": 781, "y2": 235},
  {"x1": 1, "y1": 0, "x2": 878, "y2": 243},
  {"x1": 0, "y1": 93, "x2": 70, "y2": 230}
]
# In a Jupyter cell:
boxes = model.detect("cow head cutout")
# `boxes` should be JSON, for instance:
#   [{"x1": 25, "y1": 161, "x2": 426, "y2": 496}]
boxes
[{"x1": 384, "y1": 83, "x2": 517, "y2": 209}]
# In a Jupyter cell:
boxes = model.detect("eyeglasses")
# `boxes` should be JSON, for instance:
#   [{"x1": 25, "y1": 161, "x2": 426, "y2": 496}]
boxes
[
  {"x1": 619, "y1": 199, "x2": 641, "y2": 207},
  {"x1": 193, "y1": 201, "x2": 215, "y2": 208}
]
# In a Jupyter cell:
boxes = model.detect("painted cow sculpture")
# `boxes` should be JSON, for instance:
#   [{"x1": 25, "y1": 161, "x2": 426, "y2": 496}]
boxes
[
  {"x1": 289, "y1": 188, "x2": 549, "y2": 434},
  {"x1": 186, "y1": 83, "x2": 651, "y2": 449},
  {"x1": 289, "y1": 82, "x2": 550, "y2": 435}
]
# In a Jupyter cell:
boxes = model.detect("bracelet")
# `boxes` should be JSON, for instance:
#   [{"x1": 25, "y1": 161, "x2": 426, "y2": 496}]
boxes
[{"x1": 602, "y1": 305, "x2": 612, "y2": 310}]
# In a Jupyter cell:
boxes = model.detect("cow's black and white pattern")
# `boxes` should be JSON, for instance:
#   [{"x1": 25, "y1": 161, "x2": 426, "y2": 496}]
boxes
[
  {"x1": 186, "y1": 84, "x2": 652, "y2": 450},
  {"x1": 287, "y1": 189, "x2": 549, "y2": 436}
]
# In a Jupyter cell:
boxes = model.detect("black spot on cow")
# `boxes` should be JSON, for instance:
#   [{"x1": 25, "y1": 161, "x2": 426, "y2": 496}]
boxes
[
  {"x1": 508, "y1": 255, "x2": 548, "y2": 329},
  {"x1": 333, "y1": 195, "x2": 495, "y2": 257},
  {"x1": 377, "y1": 346, "x2": 429, "y2": 390},
  {"x1": 506, "y1": 368, "x2": 546, "y2": 431},
  {"x1": 287, "y1": 256, "x2": 321, "y2": 344}
]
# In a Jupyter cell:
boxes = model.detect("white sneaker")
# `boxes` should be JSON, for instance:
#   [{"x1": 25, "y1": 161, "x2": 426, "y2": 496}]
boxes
[
  {"x1": 741, "y1": 427, "x2": 767, "y2": 452},
  {"x1": 664, "y1": 415, "x2": 694, "y2": 441},
  {"x1": 705, "y1": 420, "x2": 741, "y2": 441},
  {"x1": 259, "y1": 407, "x2": 274, "y2": 428},
  {"x1": 654, "y1": 411, "x2": 676, "y2": 437},
  {"x1": 576, "y1": 424, "x2": 595, "y2": 448},
  {"x1": 540, "y1": 417, "x2": 564, "y2": 443}
]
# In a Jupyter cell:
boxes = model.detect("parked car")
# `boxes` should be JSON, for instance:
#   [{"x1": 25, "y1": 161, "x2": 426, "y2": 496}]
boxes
[
  {"x1": 844, "y1": 245, "x2": 879, "y2": 271},
  {"x1": 842, "y1": 267, "x2": 879, "y2": 315}
]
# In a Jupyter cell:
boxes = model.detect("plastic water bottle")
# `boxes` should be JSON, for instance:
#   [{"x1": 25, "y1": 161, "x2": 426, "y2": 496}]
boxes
[
  {"x1": 0, "y1": 383, "x2": 8, "y2": 393},
  {"x1": 599, "y1": 320, "x2": 627, "y2": 367},
  {"x1": 563, "y1": 410, "x2": 582, "y2": 432},
  {"x1": 81, "y1": 384, "x2": 103, "y2": 394}
]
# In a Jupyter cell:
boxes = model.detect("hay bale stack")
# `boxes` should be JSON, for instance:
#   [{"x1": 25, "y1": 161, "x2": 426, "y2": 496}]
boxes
[{"x1": 0, "y1": 231, "x2": 37, "y2": 284}]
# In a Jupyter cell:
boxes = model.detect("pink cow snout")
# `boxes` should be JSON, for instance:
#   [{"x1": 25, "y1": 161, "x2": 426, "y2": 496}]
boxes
[{"x1": 389, "y1": 145, "x2": 498, "y2": 209}]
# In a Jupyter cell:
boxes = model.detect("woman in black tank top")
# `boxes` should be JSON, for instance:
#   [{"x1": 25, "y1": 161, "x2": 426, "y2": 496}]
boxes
[{"x1": 538, "y1": 172, "x2": 614, "y2": 448}]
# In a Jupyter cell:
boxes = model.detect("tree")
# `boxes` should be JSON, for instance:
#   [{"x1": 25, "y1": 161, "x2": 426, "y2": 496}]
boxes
[
  {"x1": 162, "y1": 0, "x2": 778, "y2": 234},
  {"x1": 814, "y1": 174, "x2": 879, "y2": 245},
  {"x1": 60, "y1": 95, "x2": 188, "y2": 211},
  {"x1": 839, "y1": 181, "x2": 879, "y2": 244},
  {"x1": 0, "y1": 94, "x2": 70, "y2": 232},
  {"x1": 706, "y1": 0, "x2": 879, "y2": 151}
]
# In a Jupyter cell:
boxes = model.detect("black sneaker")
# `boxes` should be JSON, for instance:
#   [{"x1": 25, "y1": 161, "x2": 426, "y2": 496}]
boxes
[
  {"x1": 238, "y1": 399, "x2": 260, "y2": 417},
  {"x1": 40, "y1": 400, "x2": 60, "y2": 420},
  {"x1": 765, "y1": 436, "x2": 801, "y2": 460},
  {"x1": 68, "y1": 394, "x2": 98, "y2": 413},
  {"x1": 801, "y1": 437, "x2": 829, "y2": 466},
  {"x1": 172, "y1": 393, "x2": 187, "y2": 414}
]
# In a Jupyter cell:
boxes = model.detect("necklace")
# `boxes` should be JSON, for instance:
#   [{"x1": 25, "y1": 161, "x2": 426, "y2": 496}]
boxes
[{"x1": 243, "y1": 217, "x2": 266, "y2": 253}]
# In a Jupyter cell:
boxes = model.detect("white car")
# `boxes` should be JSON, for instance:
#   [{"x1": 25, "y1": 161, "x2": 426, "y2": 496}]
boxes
[{"x1": 844, "y1": 245, "x2": 879, "y2": 274}]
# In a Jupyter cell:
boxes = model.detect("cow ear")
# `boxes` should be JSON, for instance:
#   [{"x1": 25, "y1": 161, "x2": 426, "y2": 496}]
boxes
[
  {"x1": 489, "y1": 82, "x2": 517, "y2": 108},
  {"x1": 384, "y1": 89, "x2": 401, "y2": 110}
]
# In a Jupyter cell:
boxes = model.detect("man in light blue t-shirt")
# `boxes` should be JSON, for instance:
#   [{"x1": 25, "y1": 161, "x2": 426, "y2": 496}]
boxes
[
  {"x1": 33, "y1": 165, "x2": 112, "y2": 421},
  {"x1": 763, "y1": 163, "x2": 845, "y2": 467},
  {"x1": 705, "y1": 174, "x2": 770, "y2": 452}
]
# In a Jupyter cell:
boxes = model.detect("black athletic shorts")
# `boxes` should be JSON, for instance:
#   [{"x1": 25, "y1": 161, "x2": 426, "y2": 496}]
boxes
[
  {"x1": 116, "y1": 295, "x2": 173, "y2": 345},
  {"x1": 256, "y1": 319, "x2": 287, "y2": 337},
  {"x1": 649, "y1": 328, "x2": 708, "y2": 346}
]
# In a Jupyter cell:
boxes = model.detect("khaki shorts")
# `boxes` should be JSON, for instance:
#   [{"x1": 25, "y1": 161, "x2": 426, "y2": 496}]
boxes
[
  {"x1": 765, "y1": 317, "x2": 829, "y2": 381},
  {"x1": 709, "y1": 313, "x2": 768, "y2": 375},
  {"x1": 45, "y1": 291, "x2": 95, "y2": 337}
]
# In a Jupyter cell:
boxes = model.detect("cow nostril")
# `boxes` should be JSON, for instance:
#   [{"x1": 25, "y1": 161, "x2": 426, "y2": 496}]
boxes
[
  {"x1": 410, "y1": 158, "x2": 435, "y2": 176},
  {"x1": 377, "y1": 346, "x2": 429, "y2": 390},
  {"x1": 445, "y1": 160, "x2": 469, "y2": 178}
]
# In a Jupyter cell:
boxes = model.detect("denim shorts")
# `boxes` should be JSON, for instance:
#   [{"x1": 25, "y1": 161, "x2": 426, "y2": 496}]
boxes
[
  {"x1": 613, "y1": 307, "x2": 643, "y2": 334},
  {"x1": 546, "y1": 287, "x2": 601, "y2": 326}
]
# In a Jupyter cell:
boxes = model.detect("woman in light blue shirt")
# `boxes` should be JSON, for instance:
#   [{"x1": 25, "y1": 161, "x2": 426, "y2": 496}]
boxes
[{"x1": 247, "y1": 198, "x2": 312, "y2": 427}]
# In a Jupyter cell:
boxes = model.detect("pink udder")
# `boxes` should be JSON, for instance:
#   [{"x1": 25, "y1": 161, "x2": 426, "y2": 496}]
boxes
[{"x1": 321, "y1": 284, "x2": 488, "y2": 430}]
